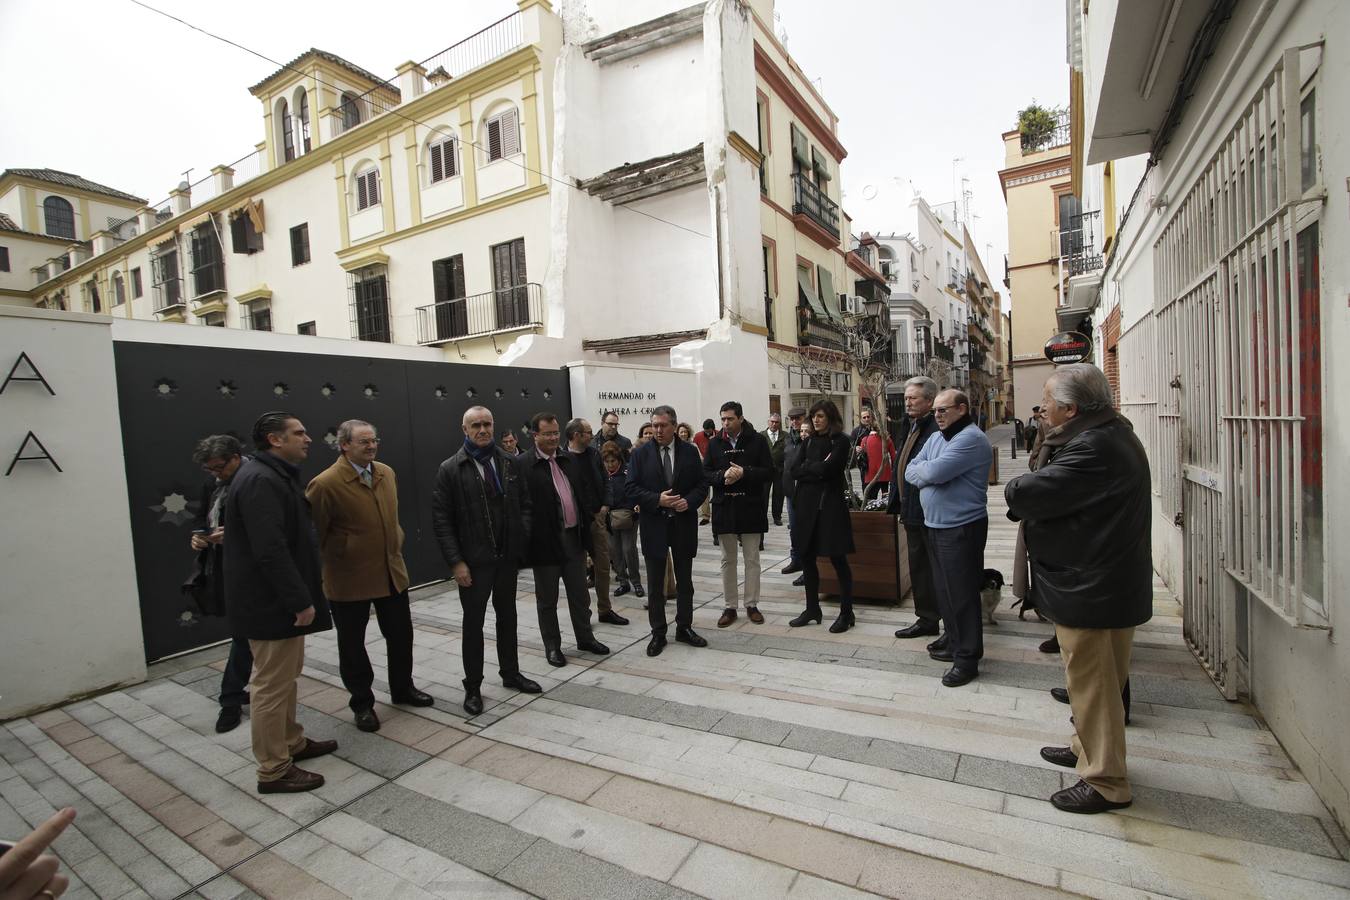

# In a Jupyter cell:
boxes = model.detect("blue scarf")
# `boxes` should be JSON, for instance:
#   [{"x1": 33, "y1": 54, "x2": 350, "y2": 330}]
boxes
[{"x1": 463, "y1": 437, "x2": 503, "y2": 495}]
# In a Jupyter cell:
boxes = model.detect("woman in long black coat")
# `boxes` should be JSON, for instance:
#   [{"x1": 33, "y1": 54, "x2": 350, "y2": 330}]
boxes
[{"x1": 788, "y1": 399, "x2": 856, "y2": 632}]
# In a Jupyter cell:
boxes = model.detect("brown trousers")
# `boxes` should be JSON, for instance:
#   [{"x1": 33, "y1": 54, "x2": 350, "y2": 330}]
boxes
[
  {"x1": 248, "y1": 636, "x2": 308, "y2": 782},
  {"x1": 589, "y1": 514, "x2": 612, "y2": 612},
  {"x1": 1057, "y1": 624, "x2": 1135, "y2": 803}
]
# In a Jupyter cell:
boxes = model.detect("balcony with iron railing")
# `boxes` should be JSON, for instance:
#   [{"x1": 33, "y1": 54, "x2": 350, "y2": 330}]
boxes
[
  {"x1": 791, "y1": 172, "x2": 840, "y2": 239},
  {"x1": 416, "y1": 282, "x2": 542, "y2": 344},
  {"x1": 893, "y1": 351, "x2": 930, "y2": 379},
  {"x1": 799, "y1": 315, "x2": 845, "y2": 352},
  {"x1": 932, "y1": 342, "x2": 955, "y2": 363},
  {"x1": 1059, "y1": 209, "x2": 1104, "y2": 275}
]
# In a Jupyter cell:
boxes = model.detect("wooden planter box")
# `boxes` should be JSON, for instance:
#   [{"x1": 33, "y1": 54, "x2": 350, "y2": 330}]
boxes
[{"x1": 818, "y1": 510, "x2": 910, "y2": 604}]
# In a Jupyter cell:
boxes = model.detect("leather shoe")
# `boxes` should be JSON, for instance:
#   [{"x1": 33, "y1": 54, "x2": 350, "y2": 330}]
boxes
[
  {"x1": 773, "y1": 518, "x2": 783, "y2": 526},
  {"x1": 545, "y1": 648, "x2": 567, "y2": 667},
  {"x1": 1050, "y1": 779, "x2": 1131, "y2": 814},
  {"x1": 647, "y1": 634, "x2": 667, "y2": 657},
  {"x1": 717, "y1": 608, "x2": 738, "y2": 628},
  {"x1": 747, "y1": 606, "x2": 764, "y2": 624},
  {"x1": 576, "y1": 640, "x2": 610, "y2": 655},
  {"x1": 354, "y1": 708, "x2": 380, "y2": 733},
  {"x1": 675, "y1": 627, "x2": 707, "y2": 648},
  {"x1": 599, "y1": 610, "x2": 629, "y2": 626},
  {"x1": 633, "y1": 585, "x2": 645, "y2": 598},
  {"x1": 392, "y1": 688, "x2": 435, "y2": 707},
  {"x1": 941, "y1": 667, "x2": 978, "y2": 688},
  {"x1": 258, "y1": 764, "x2": 324, "y2": 794},
  {"x1": 614, "y1": 583, "x2": 631, "y2": 597},
  {"x1": 926, "y1": 634, "x2": 950, "y2": 653},
  {"x1": 215, "y1": 706, "x2": 242, "y2": 734},
  {"x1": 502, "y1": 674, "x2": 542, "y2": 694},
  {"x1": 895, "y1": 620, "x2": 940, "y2": 639},
  {"x1": 1040, "y1": 746, "x2": 1079, "y2": 768},
  {"x1": 792, "y1": 574, "x2": 806, "y2": 586},
  {"x1": 781, "y1": 562, "x2": 802, "y2": 575},
  {"x1": 463, "y1": 685, "x2": 483, "y2": 716},
  {"x1": 928, "y1": 648, "x2": 954, "y2": 662},
  {"x1": 292, "y1": 738, "x2": 338, "y2": 761},
  {"x1": 1050, "y1": 687, "x2": 1070, "y2": 705},
  {"x1": 1039, "y1": 635, "x2": 1060, "y2": 654}
]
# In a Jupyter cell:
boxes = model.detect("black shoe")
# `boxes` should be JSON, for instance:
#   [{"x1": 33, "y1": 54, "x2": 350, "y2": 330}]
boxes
[
  {"x1": 781, "y1": 562, "x2": 802, "y2": 575},
  {"x1": 773, "y1": 518, "x2": 783, "y2": 526},
  {"x1": 789, "y1": 607, "x2": 822, "y2": 627},
  {"x1": 792, "y1": 574, "x2": 806, "y2": 587},
  {"x1": 929, "y1": 648, "x2": 954, "y2": 662},
  {"x1": 1040, "y1": 746, "x2": 1079, "y2": 768},
  {"x1": 647, "y1": 634, "x2": 667, "y2": 657},
  {"x1": 828, "y1": 611, "x2": 855, "y2": 634},
  {"x1": 258, "y1": 764, "x2": 324, "y2": 794},
  {"x1": 1050, "y1": 779, "x2": 1131, "y2": 814},
  {"x1": 633, "y1": 585, "x2": 645, "y2": 598},
  {"x1": 502, "y1": 674, "x2": 542, "y2": 694},
  {"x1": 1039, "y1": 635, "x2": 1060, "y2": 654},
  {"x1": 215, "y1": 706, "x2": 242, "y2": 734},
  {"x1": 895, "y1": 620, "x2": 940, "y2": 639},
  {"x1": 463, "y1": 685, "x2": 483, "y2": 716},
  {"x1": 545, "y1": 648, "x2": 567, "y2": 668},
  {"x1": 598, "y1": 610, "x2": 630, "y2": 626},
  {"x1": 292, "y1": 738, "x2": 338, "y2": 762},
  {"x1": 613, "y1": 583, "x2": 631, "y2": 597},
  {"x1": 1050, "y1": 687, "x2": 1070, "y2": 705},
  {"x1": 941, "y1": 667, "x2": 978, "y2": 688},
  {"x1": 675, "y1": 627, "x2": 707, "y2": 648},
  {"x1": 577, "y1": 640, "x2": 610, "y2": 655},
  {"x1": 926, "y1": 634, "x2": 950, "y2": 653},
  {"x1": 392, "y1": 688, "x2": 435, "y2": 707},
  {"x1": 354, "y1": 708, "x2": 380, "y2": 733}
]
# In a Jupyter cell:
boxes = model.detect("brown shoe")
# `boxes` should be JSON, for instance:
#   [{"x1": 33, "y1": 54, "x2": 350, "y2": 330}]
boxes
[
  {"x1": 717, "y1": 608, "x2": 737, "y2": 628},
  {"x1": 257, "y1": 764, "x2": 324, "y2": 794},
  {"x1": 747, "y1": 606, "x2": 764, "y2": 624},
  {"x1": 292, "y1": 738, "x2": 338, "y2": 762}
]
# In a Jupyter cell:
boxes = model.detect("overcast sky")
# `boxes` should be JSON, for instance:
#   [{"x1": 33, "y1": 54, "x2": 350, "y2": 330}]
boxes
[{"x1": 1, "y1": 0, "x2": 1065, "y2": 308}]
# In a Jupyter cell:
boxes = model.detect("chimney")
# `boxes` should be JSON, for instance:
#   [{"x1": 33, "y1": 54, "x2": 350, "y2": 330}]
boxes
[
  {"x1": 91, "y1": 230, "x2": 116, "y2": 256},
  {"x1": 169, "y1": 182, "x2": 191, "y2": 216},
  {"x1": 137, "y1": 205, "x2": 157, "y2": 233},
  {"x1": 211, "y1": 165, "x2": 235, "y2": 195},
  {"x1": 426, "y1": 66, "x2": 451, "y2": 87},
  {"x1": 395, "y1": 61, "x2": 426, "y2": 102}
]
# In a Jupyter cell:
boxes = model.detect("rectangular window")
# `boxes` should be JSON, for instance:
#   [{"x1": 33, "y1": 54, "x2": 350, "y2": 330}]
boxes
[
  {"x1": 355, "y1": 170, "x2": 380, "y2": 211},
  {"x1": 432, "y1": 253, "x2": 468, "y2": 339},
  {"x1": 201, "y1": 311, "x2": 226, "y2": 327},
  {"x1": 490, "y1": 238, "x2": 529, "y2": 329},
  {"x1": 244, "y1": 302, "x2": 272, "y2": 332},
  {"x1": 131, "y1": 267, "x2": 143, "y2": 298},
  {"x1": 151, "y1": 248, "x2": 182, "y2": 309},
  {"x1": 0, "y1": 246, "x2": 8, "y2": 272},
  {"x1": 762, "y1": 244, "x2": 775, "y2": 342},
  {"x1": 189, "y1": 221, "x2": 225, "y2": 296},
  {"x1": 112, "y1": 272, "x2": 125, "y2": 306},
  {"x1": 485, "y1": 108, "x2": 520, "y2": 162},
  {"x1": 1300, "y1": 89, "x2": 1317, "y2": 192},
  {"x1": 429, "y1": 136, "x2": 460, "y2": 183},
  {"x1": 1297, "y1": 221, "x2": 1322, "y2": 603},
  {"x1": 86, "y1": 279, "x2": 101, "y2": 314},
  {"x1": 351, "y1": 266, "x2": 391, "y2": 342},
  {"x1": 290, "y1": 223, "x2": 310, "y2": 266},
  {"x1": 229, "y1": 211, "x2": 263, "y2": 254},
  {"x1": 298, "y1": 320, "x2": 316, "y2": 335}
]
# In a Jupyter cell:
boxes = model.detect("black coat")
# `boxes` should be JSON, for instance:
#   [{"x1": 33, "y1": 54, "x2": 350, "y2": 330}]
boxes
[
  {"x1": 186, "y1": 478, "x2": 226, "y2": 617},
  {"x1": 790, "y1": 431, "x2": 855, "y2": 557},
  {"x1": 566, "y1": 444, "x2": 606, "y2": 511},
  {"x1": 431, "y1": 446, "x2": 531, "y2": 569},
  {"x1": 625, "y1": 438, "x2": 707, "y2": 559},
  {"x1": 705, "y1": 423, "x2": 773, "y2": 536},
  {"x1": 518, "y1": 450, "x2": 595, "y2": 565},
  {"x1": 782, "y1": 434, "x2": 805, "y2": 500},
  {"x1": 223, "y1": 452, "x2": 333, "y2": 641},
  {"x1": 1005, "y1": 414, "x2": 1153, "y2": 629},
  {"x1": 886, "y1": 413, "x2": 939, "y2": 526}
]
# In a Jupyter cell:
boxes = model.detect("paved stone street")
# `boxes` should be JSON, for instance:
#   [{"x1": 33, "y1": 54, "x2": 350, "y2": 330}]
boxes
[{"x1": 2, "y1": 428, "x2": 1347, "y2": 899}]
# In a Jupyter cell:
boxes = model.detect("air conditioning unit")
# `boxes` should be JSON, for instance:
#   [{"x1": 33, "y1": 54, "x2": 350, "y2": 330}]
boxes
[{"x1": 843, "y1": 295, "x2": 865, "y2": 315}]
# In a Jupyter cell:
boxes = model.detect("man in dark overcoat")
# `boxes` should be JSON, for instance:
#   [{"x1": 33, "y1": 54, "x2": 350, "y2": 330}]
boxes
[{"x1": 705, "y1": 401, "x2": 773, "y2": 627}]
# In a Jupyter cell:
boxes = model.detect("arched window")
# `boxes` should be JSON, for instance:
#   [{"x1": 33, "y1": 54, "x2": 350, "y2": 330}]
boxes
[
  {"x1": 353, "y1": 165, "x2": 380, "y2": 211},
  {"x1": 482, "y1": 106, "x2": 520, "y2": 162},
  {"x1": 427, "y1": 132, "x2": 459, "y2": 184},
  {"x1": 43, "y1": 196, "x2": 75, "y2": 239},
  {"x1": 280, "y1": 99, "x2": 295, "y2": 162},
  {"x1": 111, "y1": 271, "x2": 125, "y2": 306},
  {"x1": 341, "y1": 92, "x2": 362, "y2": 131},
  {"x1": 297, "y1": 90, "x2": 311, "y2": 153}
]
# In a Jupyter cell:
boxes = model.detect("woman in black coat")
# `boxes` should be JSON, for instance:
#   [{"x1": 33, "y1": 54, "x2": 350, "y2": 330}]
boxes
[{"x1": 788, "y1": 399, "x2": 856, "y2": 632}]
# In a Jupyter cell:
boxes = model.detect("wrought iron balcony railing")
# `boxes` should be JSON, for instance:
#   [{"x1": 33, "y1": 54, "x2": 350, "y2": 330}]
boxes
[
  {"x1": 791, "y1": 173, "x2": 840, "y2": 239},
  {"x1": 893, "y1": 351, "x2": 930, "y2": 379},
  {"x1": 799, "y1": 317, "x2": 845, "y2": 352},
  {"x1": 1059, "y1": 209, "x2": 1104, "y2": 275},
  {"x1": 416, "y1": 282, "x2": 542, "y2": 344}
]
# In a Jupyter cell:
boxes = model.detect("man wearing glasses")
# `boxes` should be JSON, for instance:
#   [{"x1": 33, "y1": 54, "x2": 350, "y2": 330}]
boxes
[
  {"x1": 306, "y1": 419, "x2": 434, "y2": 732},
  {"x1": 189, "y1": 434, "x2": 252, "y2": 734},
  {"x1": 904, "y1": 389, "x2": 993, "y2": 687}
]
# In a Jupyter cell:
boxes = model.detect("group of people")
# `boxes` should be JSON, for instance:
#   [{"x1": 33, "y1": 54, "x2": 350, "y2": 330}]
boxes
[{"x1": 185, "y1": 361, "x2": 1151, "y2": 818}]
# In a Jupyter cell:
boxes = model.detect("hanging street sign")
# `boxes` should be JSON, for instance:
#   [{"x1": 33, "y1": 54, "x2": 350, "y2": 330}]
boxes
[{"x1": 1043, "y1": 331, "x2": 1092, "y2": 365}]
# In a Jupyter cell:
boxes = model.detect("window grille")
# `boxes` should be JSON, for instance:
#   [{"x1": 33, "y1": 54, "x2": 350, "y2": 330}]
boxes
[
  {"x1": 243, "y1": 302, "x2": 272, "y2": 332},
  {"x1": 429, "y1": 135, "x2": 460, "y2": 183},
  {"x1": 189, "y1": 219, "x2": 225, "y2": 296},
  {"x1": 43, "y1": 196, "x2": 75, "y2": 239},
  {"x1": 485, "y1": 108, "x2": 519, "y2": 161},
  {"x1": 151, "y1": 242, "x2": 183, "y2": 310},
  {"x1": 355, "y1": 169, "x2": 380, "y2": 211},
  {"x1": 348, "y1": 265, "x2": 391, "y2": 342},
  {"x1": 298, "y1": 320, "x2": 316, "y2": 336},
  {"x1": 230, "y1": 211, "x2": 263, "y2": 254},
  {"x1": 290, "y1": 223, "x2": 310, "y2": 266},
  {"x1": 341, "y1": 93, "x2": 362, "y2": 131}
]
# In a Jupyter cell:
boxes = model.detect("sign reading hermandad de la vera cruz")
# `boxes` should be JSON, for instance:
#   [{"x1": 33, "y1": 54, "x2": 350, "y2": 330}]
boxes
[{"x1": 1043, "y1": 331, "x2": 1092, "y2": 365}]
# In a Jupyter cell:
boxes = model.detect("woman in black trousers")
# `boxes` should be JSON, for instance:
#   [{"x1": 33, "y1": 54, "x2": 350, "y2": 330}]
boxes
[{"x1": 788, "y1": 400, "x2": 856, "y2": 632}]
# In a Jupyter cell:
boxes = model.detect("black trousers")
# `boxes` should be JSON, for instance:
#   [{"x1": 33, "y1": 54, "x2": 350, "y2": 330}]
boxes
[
  {"x1": 330, "y1": 590, "x2": 415, "y2": 712},
  {"x1": 459, "y1": 562, "x2": 521, "y2": 688},
  {"x1": 903, "y1": 523, "x2": 941, "y2": 626},
  {"x1": 646, "y1": 551, "x2": 694, "y2": 636},
  {"x1": 800, "y1": 522, "x2": 852, "y2": 612},
  {"x1": 767, "y1": 471, "x2": 785, "y2": 522},
  {"x1": 926, "y1": 518, "x2": 989, "y2": 672},
  {"x1": 533, "y1": 527, "x2": 596, "y2": 651},
  {"x1": 218, "y1": 636, "x2": 254, "y2": 709}
]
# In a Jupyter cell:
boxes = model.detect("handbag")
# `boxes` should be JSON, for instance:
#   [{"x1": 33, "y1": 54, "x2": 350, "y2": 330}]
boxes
[{"x1": 608, "y1": 508, "x2": 635, "y2": 531}]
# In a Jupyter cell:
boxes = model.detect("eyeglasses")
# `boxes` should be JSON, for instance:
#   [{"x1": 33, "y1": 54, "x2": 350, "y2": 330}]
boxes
[
  {"x1": 933, "y1": 406, "x2": 963, "y2": 415},
  {"x1": 351, "y1": 438, "x2": 380, "y2": 447},
  {"x1": 537, "y1": 431, "x2": 560, "y2": 439}
]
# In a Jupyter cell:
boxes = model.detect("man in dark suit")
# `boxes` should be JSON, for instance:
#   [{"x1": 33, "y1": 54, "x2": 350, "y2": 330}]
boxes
[
  {"x1": 763, "y1": 412, "x2": 787, "y2": 527},
  {"x1": 625, "y1": 405, "x2": 709, "y2": 657},
  {"x1": 887, "y1": 377, "x2": 943, "y2": 642}
]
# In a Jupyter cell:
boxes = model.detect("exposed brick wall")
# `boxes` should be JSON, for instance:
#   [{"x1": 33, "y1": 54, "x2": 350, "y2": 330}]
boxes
[{"x1": 1102, "y1": 306, "x2": 1121, "y2": 408}]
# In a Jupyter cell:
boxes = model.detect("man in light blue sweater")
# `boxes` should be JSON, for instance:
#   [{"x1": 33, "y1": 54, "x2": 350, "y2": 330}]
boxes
[{"x1": 905, "y1": 388, "x2": 993, "y2": 687}]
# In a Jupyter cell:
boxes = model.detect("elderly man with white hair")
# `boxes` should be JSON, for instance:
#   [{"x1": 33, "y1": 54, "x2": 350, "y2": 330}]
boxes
[{"x1": 1005, "y1": 363, "x2": 1152, "y2": 815}]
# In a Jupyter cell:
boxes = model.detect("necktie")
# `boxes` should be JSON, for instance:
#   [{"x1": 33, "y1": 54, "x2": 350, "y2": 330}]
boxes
[
  {"x1": 360, "y1": 468, "x2": 373, "y2": 488},
  {"x1": 663, "y1": 445, "x2": 674, "y2": 487},
  {"x1": 548, "y1": 456, "x2": 579, "y2": 528}
]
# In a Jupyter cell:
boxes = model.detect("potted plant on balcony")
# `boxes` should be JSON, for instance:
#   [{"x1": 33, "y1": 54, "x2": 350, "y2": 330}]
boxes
[{"x1": 1018, "y1": 101, "x2": 1063, "y2": 152}]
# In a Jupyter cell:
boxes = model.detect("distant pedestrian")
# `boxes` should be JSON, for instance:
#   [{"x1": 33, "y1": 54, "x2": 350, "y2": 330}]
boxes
[
  {"x1": 1024, "y1": 406, "x2": 1041, "y2": 452},
  {"x1": 788, "y1": 400, "x2": 856, "y2": 632},
  {"x1": 763, "y1": 412, "x2": 787, "y2": 526},
  {"x1": 850, "y1": 407, "x2": 875, "y2": 493},
  {"x1": 857, "y1": 423, "x2": 897, "y2": 503},
  {"x1": 779, "y1": 408, "x2": 808, "y2": 582},
  {"x1": 601, "y1": 443, "x2": 643, "y2": 600}
]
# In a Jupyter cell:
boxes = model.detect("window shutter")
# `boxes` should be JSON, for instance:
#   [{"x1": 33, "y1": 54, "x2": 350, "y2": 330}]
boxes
[
  {"x1": 230, "y1": 215, "x2": 247, "y2": 254},
  {"x1": 446, "y1": 137, "x2": 459, "y2": 177},
  {"x1": 487, "y1": 118, "x2": 502, "y2": 161},
  {"x1": 357, "y1": 174, "x2": 368, "y2": 210},
  {"x1": 432, "y1": 143, "x2": 444, "y2": 183},
  {"x1": 450, "y1": 253, "x2": 465, "y2": 298},
  {"x1": 511, "y1": 237, "x2": 527, "y2": 283},
  {"x1": 501, "y1": 108, "x2": 520, "y2": 157},
  {"x1": 433, "y1": 258, "x2": 449, "y2": 304},
  {"x1": 368, "y1": 172, "x2": 380, "y2": 207}
]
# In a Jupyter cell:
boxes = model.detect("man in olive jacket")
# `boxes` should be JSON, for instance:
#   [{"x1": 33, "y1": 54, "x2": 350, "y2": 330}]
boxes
[
  {"x1": 431, "y1": 405, "x2": 542, "y2": 716},
  {"x1": 306, "y1": 419, "x2": 433, "y2": 734},
  {"x1": 1005, "y1": 364, "x2": 1152, "y2": 815},
  {"x1": 224, "y1": 412, "x2": 337, "y2": 795}
]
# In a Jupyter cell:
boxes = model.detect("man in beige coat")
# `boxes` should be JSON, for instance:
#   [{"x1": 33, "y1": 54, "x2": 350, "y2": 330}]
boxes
[{"x1": 306, "y1": 419, "x2": 434, "y2": 732}]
